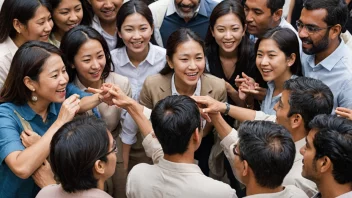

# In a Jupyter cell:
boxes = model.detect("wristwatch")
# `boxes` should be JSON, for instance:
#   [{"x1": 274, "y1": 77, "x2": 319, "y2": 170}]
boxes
[{"x1": 223, "y1": 102, "x2": 230, "y2": 116}]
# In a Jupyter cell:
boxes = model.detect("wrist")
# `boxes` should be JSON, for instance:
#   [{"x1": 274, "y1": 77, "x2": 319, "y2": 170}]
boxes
[{"x1": 223, "y1": 102, "x2": 230, "y2": 116}]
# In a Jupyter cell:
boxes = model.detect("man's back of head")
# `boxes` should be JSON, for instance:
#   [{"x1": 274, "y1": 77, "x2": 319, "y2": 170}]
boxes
[
  {"x1": 282, "y1": 77, "x2": 334, "y2": 131},
  {"x1": 151, "y1": 95, "x2": 202, "y2": 155},
  {"x1": 301, "y1": 115, "x2": 352, "y2": 197},
  {"x1": 235, "y1": 120, "x2": 295, "y2": 189}
]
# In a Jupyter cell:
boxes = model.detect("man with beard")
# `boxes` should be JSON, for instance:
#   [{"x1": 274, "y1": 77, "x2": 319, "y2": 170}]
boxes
[
  {"x1": 149, "y1": 0, "x2": 217, "y2": 46},
  {"x1": 298, "y1": 0, "x2": 352, "y2": 112},
  {"x1": 300, "y1": 115, "x2": 352, "y2": 198}
]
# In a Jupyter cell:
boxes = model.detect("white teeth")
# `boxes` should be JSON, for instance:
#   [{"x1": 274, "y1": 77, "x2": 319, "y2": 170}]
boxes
[
  {"x1": 186, "y1": 73, "x2": 197, "y2": 76},
  {"x1": 262, "y1": 69, "x2": 272, "y2": 72},
  {"x1": 132, "y1": 42, "x2": 142, "y2": 44},
  {"x1": 57, "y1": 89, "x2": 66, "y2": 92}
]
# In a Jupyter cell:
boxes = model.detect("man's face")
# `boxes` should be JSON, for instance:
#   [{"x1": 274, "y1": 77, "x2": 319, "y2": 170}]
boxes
[
  {"x1": 298, "y1": 8, "x2": 331, "y2": 55},
  {"x1": 300, "y1": 129, "x2": 319, "y2": 182},
  {"x1": 244, "y1": 0, "x2": 276, "y2": 37},
  {"x1": 174, "y1": 0, "x2": 200, "y2": 19},
  {"x1": 274, "y1": 90, "x2": 293, "y2": 132}
]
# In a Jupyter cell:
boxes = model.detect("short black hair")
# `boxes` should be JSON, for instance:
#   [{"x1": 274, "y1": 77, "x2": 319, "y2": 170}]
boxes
[
  {"x1": 50, "y1": 116, "x2": 110, "y2": 193},
  {"x1": 266, "y1": 0, "x2": 285, "y2": 14},
  {"x1": 238, "y1": 120, "x2": 295, "y2": 188},
  {"x1": 309, "y1": 115, "x2": 352, "y2": 185},
  {"x1": 284, "y1": 77, "x2": 334, "y2": 131},
  {"x1": 151, "y1": 95, "x2": 201, "y2": 155},
  {"x1": 304, "y1": 0, "x2": 348, "y2": 32}
]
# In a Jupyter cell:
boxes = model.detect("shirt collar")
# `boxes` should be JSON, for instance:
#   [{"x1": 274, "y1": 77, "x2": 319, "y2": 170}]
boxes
[
  {"x1": 308, "y1": 41, "x2": 346, "y2": 71},
  {"x1": 158, "y1": 157, "x2": 204, "y2": 174},
  {"x1": 171, "y1": 73, "x2": 201, "y2": 96},
  {"x1": 167, "y1": 0, "x2": 203, "y2": 17},
  {"x1": 18, "y1": 102, "x2": 58, "y2": 121},
  {"x1": 118, "y1": 43, "x2": 156, "y2": 67},
  {"x1": 5, "y1": 37, "x2": 18, "y2": 58}
]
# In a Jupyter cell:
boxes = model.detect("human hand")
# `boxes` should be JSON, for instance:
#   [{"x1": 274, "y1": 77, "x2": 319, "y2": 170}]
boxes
[
  {"x1": 86, "y1": 83, "x2": 115, "y2": 106},
  {"x1": 192, "y1": 95, "x2": 226, "y2": 115},
  {"x1": 32, "y1": 160, "x2": 56, "y2": 188},
  {"x1": 240, "y1": 83, "x2": 267, "y2": 101},
  {"x1": 20, "y1": 130, "x2": 41, "y2": 148},
  {"x1": 56, "y1": 94, "x2": 80, "y2": 126},
  {"x1": 335, "y1": 107, "x2": 352, "y2": 120},
  {"x1": 108, "y1": 85, "x2": 135, "y2": 109},
  {"x1": 235, "y1": 72, "x2": 255, "y2": 88}
]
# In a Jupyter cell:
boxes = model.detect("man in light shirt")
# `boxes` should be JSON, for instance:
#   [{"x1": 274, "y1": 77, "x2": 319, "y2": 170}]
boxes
[
  {"x1": 193, "y1": 77, "x2": 333, "y2": 197},
  {"x1": 301, "y1": 115, "x2": 352, "y2": 198}
]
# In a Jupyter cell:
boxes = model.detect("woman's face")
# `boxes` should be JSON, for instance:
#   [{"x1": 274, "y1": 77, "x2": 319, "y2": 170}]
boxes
[
  {"x1": 31, "y1": 53, "x2": 69, "y2": 104},
  {"x1": 53, "y1": 0, "x2": 83, "y2": 33},
  {"x1": 256, "y1": 39, "x2": 292, "y2": 82},
  {"x1": 73, "y1": 39, "x2": 106, "y2": 86},
  {"x1": 211, "y1": 13, "x2": 245, "y2": 54},
  {"x1": 168, "y1": 39, "x2": 205, "y2": 88},
  {"x1": 89, "y1": 0, "x2": 123, "y2": 23},
  {"x1": 118, "y1": 13, "x2": 153, "y2": 55},
  {"x1": 19, "y1": 5, "x2": 53, "y2": 42}
]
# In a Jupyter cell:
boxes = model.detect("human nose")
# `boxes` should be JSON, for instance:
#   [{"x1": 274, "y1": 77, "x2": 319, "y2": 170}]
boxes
[
  {"x1": 132, "y1": 30, "x2": 142, "y2": 39},
  {"x1": 69, "y1": 11, "x2": 78, "y2": 22},
  {"x1": 60, "y1": 73, "x2": 68, "y2": 85},
  {"x1": 44, "y1": 20, "x2": 52, "y2": 32},
  {"x1": 260, "y1": 55, "x2": 269, "y2": 66},
  {"x1": 273, "y1": 101, "x2": 278, "y2": 111},
  {"x1": 225, "y1": 30, "x2": 231, "y2": 39},
  {"x1": 246, "y1": 11, "x2": 254, "y2": 23},
  {"x1": 299, "y1": 145, "x2": 306, "y2": 156},
  {"x1": 298, "y1": 25, "x2": 309, "y2": 38},
  {"x1": 188, "y1": 59, "x2": 197, "y2": 70},
  {"x1": 91, "y1": 59, "x2": 100, "y2": 69},
  {"x1": 104, "y1": 0, "x2": 114, "y2": 8}
]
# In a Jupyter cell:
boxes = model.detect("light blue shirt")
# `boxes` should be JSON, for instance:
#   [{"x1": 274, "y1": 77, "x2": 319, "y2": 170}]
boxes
[
  {"x1": 261, "y1": 75, "x2": 298, "y2": 115},
  {"x1": 0, "y1": 83, "x2": 90, "y2": 198},
  {"x1": 111, "y1": 43, "x2": 166, "y2": 100},
  {"x1": 301, "y1": 41, "x2": 352, "y2": 113}
]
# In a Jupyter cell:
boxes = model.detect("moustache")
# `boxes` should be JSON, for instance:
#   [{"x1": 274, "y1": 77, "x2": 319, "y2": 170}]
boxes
[
  {"x1": 178, "y1": 3, "x2": 196, "y2": 9},
  {"x1": 301, "y1": 38, "x2": 313, "y2": 44}
]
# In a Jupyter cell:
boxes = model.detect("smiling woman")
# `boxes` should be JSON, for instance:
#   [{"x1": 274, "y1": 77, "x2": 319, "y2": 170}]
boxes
[
  {"x1": 0, "y1": 41, "x2": 111, "y2": 198},
  {"x1": 0, "y1": 0, "x2": 53, "y2": 90},
  {"x1": 48, "y1": 0, "x2": 92, "y2": 47}
]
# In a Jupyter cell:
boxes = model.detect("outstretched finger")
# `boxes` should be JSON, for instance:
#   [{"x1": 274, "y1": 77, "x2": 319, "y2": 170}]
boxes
[{"x1": 86, "y1": 87, "x2": 103, "y2": 94}]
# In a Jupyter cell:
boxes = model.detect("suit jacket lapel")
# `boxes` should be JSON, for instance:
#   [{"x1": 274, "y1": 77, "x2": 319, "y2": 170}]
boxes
[{"x1": 200, "y1": 74, "x2": 213, "y2": 96}]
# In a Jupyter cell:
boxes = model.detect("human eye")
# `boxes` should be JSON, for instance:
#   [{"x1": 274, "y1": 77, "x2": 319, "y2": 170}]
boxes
[
  {"x1": 256, "y1": 53, "x2": 262, "y2": 58},
  {"x1": 268, "y1": 54, "x2": 276, "y2": 58},
  {"x1": 98, "y1": 54, "x2": 105, "y2": 59},
  {"x1": 217, "y1": 28, "x2": 224, "y2": 32},
  {"x1": 244, "y1": 6, "x2": 249, "y2": 12},
  {"x1": 306, "y1": 25, "x2": 319, "y2": 33},
  {"x1": 83, "y1": 59, "x2": 90, "y2": 63},
  {"x1": 254, "y1": 10, "x2": 263, "y2": 15},
  {"x1": 75, "y1": 7, "x2": 82, "y2": 12},
  {"x1": 59, "y1": 11, "x2": 69, "y2": 15}
]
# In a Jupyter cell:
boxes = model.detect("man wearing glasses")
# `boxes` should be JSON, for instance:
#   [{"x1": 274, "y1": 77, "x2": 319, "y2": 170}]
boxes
[{"x1": 298, "y1": 0, "x2": 352, "y2": 112}]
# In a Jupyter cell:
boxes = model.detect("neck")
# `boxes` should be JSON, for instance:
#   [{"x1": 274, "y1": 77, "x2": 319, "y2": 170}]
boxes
[
  {"x1": 246, "y1": 180, "x2": 284, "y2": 196},
  {"x1": 219, "y1": 47, "x2": 238, "y2": 60},
  {"x1": 273, "y1": 71, "x2": 292, "y2": 95},
  {"x1": 317, "y1": 177, "x2": 352, "y2": 198},
  {"x1": 53, "y1": 29, "x2": 65, "y2": 42},
  {"x1": 291, "y1": 128, "x2": 307, "y2": 143},
  {"x1": 27, "y1": 100, "x2": 50, "y2": 121},
  {"x1": 12, "y1": 35, "x2": 26, "y2": 48},
  {"x1": 100, "y1": 19, "x2": 116, "y2": 36},
  {"x1": 97, "y1": 179, "x2": 105, "y2": 191},
  {"x1": 315, "y1": 39, "x2": 340, "y2": 65},
  {"x1": 78, "y1": 75, "x2": 103, "y2": 89},
  {"x1": 175, "y1": 78, "x2": 197, "y2": 96},
  {"x1": 127, "y1": 45, "x2": 149, "y2": 67},
  {"x1": 163, "y1": 151, "x2": 195, "y2": 164}
]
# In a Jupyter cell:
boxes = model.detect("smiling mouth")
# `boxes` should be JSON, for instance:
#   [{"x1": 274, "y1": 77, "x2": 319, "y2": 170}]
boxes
[
  {"x1": 261, "y1": 69, "x2": 273, "y2": 73},
  {"x1": 56, "y1": 88, "x2": 66, "y2": 92},
  {"x1": 186, "y1": 72, "x2": 198, "y2": 77}
]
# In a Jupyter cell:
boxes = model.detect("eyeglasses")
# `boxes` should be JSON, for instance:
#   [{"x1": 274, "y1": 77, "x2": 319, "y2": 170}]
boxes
[
  {"x1": 233, "y1": 144, "x2": 245, "y2": 161},
  {"x1": 296, "y1": 20, "x2": 332, "y2": 35},
  {"x1": 101, "y1": 139, "x2": 118, "y2": 158}
]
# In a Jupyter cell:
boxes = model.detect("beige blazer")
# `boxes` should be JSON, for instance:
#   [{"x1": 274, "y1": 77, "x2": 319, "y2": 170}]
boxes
[{"x1": 139, "y1": 73, "x2": 227, "y2": 108}]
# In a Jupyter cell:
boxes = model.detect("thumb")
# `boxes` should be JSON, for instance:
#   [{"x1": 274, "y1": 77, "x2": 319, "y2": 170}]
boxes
[
  {"x1": 23, "y1": 129, "x2": 34, "y2": 136},
  {"x1": 242, "y1": 72, "x2": 249, "y2": 78}
]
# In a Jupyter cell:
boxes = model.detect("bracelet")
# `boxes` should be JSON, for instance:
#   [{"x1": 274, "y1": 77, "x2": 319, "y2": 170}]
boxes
[{"x1": 223, "y1": 102, "x2": 230, "y2": 116}]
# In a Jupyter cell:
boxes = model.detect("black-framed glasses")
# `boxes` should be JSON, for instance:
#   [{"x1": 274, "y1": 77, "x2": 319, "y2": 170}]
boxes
[
  {"x1": 233, "y1": 144, "x2": 245, "y2": 161},
  {"x1": 296, "y1": 20, "x2": 332, "y2": 35},
  {"x1": 101, "y1": 139, "x2": 118, "y2": 158}
]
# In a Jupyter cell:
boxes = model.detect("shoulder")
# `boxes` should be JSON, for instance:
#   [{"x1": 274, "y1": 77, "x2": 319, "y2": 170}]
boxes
[
  {"x1": 202, "y1": 73, "x2": 225, "y2": 86},
  {"x1": 150, "y1": 44, "x2": 166, "y2": 55},
  {"x1": 149, "y1": 0, "x2": 171, "y2": 11},
  {"x1": 106, "y1": 72, "x2": 129, "y2": 85},
  {"x1": 36, "y1": 184, "x2": 62, "y2": 198},
  {"x1": 284, "y1": 185, "x2": 309, "y2": 198},
  {"x1": 196, "y1": 176, "x2": 235, "y2": 196},
  {"x1": 145, "y1": 73, "x2": 171, "y2": 85}
]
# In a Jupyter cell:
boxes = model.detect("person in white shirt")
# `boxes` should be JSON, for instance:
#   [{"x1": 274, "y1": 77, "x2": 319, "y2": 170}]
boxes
[
  {"x1": 300, "y1": 115, "x2": 352, "y2": 198},
  {"x1": 89, "y1": 0, "x2": 123, "y2": 51},
  {"x1": 193, "y1": 77, "x2": 334, "y2": 197},
  {"x1": 110, "y1": 0, "x2": 166, "y2": 171},
  {"x1": 0, "y1": 0, "x2": 53, "y2": 90},
  {"x1": 209, "y1": 113, "x2": 308, "y2": 198}
]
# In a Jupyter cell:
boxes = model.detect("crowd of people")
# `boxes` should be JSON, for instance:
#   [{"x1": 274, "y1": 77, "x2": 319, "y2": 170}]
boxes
[{"x1": 0, "y1": 0, "x2": 351, "y2": 197}]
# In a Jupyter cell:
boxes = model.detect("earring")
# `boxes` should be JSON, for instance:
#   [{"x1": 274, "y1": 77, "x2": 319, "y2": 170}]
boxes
[
  {"x1": 31, "y1": 95, "x2": 38, "y2": 102},
  {"x1": 31, "y1": 89, "x2": 37, "y2": 102}
]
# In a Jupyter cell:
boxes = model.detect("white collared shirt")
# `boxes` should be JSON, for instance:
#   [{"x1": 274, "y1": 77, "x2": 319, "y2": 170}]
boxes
[
  {"x1": 91, "y1": 15, "x2": 118, "y2": 51},
  {"x1": 0, "y1": 37, "x2": 18, "y2": 89},
  {"x1": 111, "y1": 43, "x2": 166, "y2": 100},
  {"x1": 171, "y1": 73, "x2": 201, "y2": 96}
]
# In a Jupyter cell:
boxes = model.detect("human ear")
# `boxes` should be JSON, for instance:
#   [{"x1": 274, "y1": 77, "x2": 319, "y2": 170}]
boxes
[
  {"x1": 329, "y1": 25, "x2": 342, "y2": 40},
  {"x1": 319, "y1": 156, "x2": 332, "y2": 173},
  {"x1": 290, "y1": 113, "x2": 303, "y2": 129},
  {"x1": 166, "y1": 55, "x2": 174, "y2": 69},
  {"x1": 13, "y1": 19, "x2": 24, "y2": 34},
  {"x1": 273, "y1": 9, "x2": 283, "y2": 22},
  {"x1": 242, "y1": 160, "x2": 249, "y2": 177},
  {"x1": 23, "y1": 76, "x2": 36, "y2": 91},
  {"x1": 287, "y1": 53, "x2": 296, "y2": 67},
  {"x1": 94, "y1": 160, "x2": 105, "y2": 175}
]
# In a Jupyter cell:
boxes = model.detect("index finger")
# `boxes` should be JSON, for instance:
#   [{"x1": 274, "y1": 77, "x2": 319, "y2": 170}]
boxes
[{"x1": 86, "y1": 87, "x2": 103, "y2": 94}]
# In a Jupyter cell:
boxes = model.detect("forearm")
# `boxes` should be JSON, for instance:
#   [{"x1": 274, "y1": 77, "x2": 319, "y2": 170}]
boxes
[
  {"x1": 125, "y1": 101, "x2": 153, "y2": 137},
  {"x1": 122, "y1": 143, "x2": 131, "y2": 170},
  {"x1": 228, "y1": 91, "x2": 245, "y2": 107},
  {"x1": 210, "y1": 113, "x2": 233, "y2": 140},
  {"x1": 78, "y1": 94, "x2": 101, "y2": 113},
  {"x1": 6, "y1": 121, "x2": 64, "y2": 179}
]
